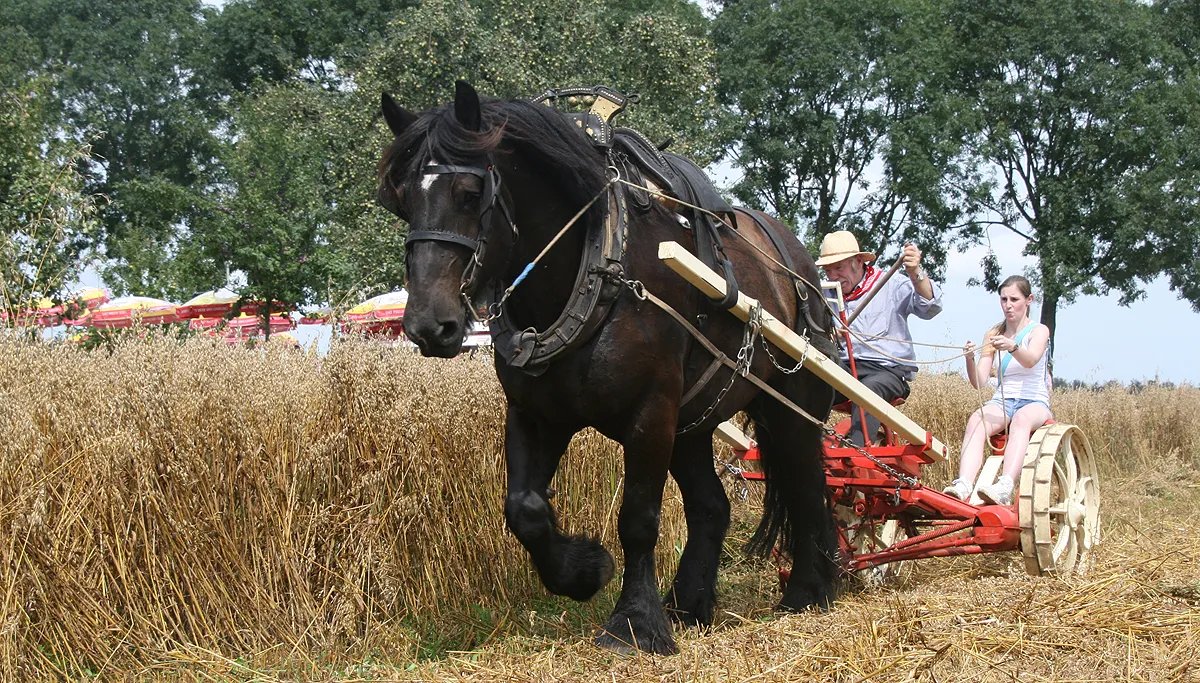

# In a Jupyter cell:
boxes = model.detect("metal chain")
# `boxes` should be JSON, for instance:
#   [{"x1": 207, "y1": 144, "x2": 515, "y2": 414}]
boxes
[
  {"x1": 603, "y1": 273, "x2": 922, "y2": 495},
  {"x1": 714, "y1": 457, "x2": 750, "y2": 501},
  {"x1": 823, "y1": 426, "x2": 922, "y2": 492},
  {"x1": 760, "y1": 331, "x2": 807, "y2": 375},
  {"x1": 676, "y1": 303, "x2": 762, "y2": 435}
]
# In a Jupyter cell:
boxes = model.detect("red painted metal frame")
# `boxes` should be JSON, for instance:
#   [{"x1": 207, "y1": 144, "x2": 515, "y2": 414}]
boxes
[
  {"x1": 736, "y1": 442, "x2": 1020, "y2": 573},
  {"x1": 727, "y1": 304, "x2": 1021, "y2": 576}
]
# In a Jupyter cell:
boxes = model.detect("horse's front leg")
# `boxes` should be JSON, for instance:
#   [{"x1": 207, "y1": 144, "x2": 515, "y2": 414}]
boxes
[
  {"x1": 595, "y1": 401, "x2": 678, "y2": 655},
  {"x1": 504, "y1": 404, "x2": 615, "y2": 601}
]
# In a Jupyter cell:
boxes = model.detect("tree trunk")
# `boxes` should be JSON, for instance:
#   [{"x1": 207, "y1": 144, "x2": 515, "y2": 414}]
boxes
[
  {"x1": 1040, "y1": 290, "x2": 1058, "y2": 368},
  {"x1": 262, "y1": 298, "x2": 272, "y2": 341}
]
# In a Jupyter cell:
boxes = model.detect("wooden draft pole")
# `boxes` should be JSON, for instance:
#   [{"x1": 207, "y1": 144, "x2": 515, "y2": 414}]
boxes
[{"x1": 659, "y1": 241, "x2": 948, "y2": 463}]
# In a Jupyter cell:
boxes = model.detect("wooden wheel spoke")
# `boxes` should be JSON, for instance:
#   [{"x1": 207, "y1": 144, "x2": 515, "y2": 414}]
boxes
[
  {"x1": 1053, "y1": 521, "x2": 1077, "y2": 565},
  {"x1": 1053, "y1": 439, "x2": 1077, "y2": 497}
]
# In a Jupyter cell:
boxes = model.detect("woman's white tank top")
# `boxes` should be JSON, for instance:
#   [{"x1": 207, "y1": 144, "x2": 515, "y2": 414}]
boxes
[{"x1": 993, "y1": 327, "x2": 1051, "y2": 404}]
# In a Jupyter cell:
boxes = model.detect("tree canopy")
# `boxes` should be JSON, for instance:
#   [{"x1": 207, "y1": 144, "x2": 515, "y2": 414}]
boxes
[
  {"x1": 0, "y1": 35, "x2": 99, "y2": 317},
  {"x1": 948, "y1": 0, "x2": 1200, "y2": 345},
  {"x1": 711, "y1": 0, "x2": 987, "y2": 274},
  {"x1": 713, "y1": 0, "x2": 1200, "y2": 347},
  {"x1": 1, "y1": 0, "x2": 1197, "y2": 339}
]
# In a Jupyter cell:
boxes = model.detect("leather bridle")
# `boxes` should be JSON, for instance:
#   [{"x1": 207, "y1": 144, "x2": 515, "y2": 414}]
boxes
[{"x1": 404, "y1": 160, "x2": 517, "y2": 319}]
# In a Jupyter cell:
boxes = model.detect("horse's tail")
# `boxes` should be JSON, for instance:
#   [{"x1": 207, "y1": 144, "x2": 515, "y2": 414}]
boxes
[{"x1": 744, "y1": 417, "x2": 791, "y2": 558}]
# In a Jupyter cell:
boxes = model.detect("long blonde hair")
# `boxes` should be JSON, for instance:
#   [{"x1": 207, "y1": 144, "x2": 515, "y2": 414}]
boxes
[{"x1": 981, "y1": 275, "x2": 1033, "y2": 358}]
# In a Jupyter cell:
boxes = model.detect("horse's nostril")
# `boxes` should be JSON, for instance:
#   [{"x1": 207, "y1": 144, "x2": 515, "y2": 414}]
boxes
[{"x1": 436, "y1": 321, "x2": 461, "y2": 344}]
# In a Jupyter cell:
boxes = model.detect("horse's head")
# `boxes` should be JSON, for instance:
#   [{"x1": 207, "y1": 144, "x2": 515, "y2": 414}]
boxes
[{"x1": 377, "y1": 81, "x2": 515, "y2": 358}]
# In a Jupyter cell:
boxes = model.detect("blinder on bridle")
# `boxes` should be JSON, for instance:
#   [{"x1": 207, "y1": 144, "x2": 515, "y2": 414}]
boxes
[{"x1": 404, "y1": 159, "x2": 517, "y2": 320}]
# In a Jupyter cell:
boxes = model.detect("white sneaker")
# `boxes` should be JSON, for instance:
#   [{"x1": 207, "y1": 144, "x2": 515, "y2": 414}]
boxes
[
  {"x1": 978, "y1": 475, "x2": 1014, "y2": 506},
  {"x1": 942, "y1": 478, "x2": 972, "y2": 501}
]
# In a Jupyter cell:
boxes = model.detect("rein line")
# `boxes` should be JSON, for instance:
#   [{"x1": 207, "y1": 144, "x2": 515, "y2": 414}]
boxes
[
  {"x1": 483, "y1": 177, "x2": 616, "y2": 321},
  {"x1": 612, "y1": 177, "x2": 978, "y2": 362}
]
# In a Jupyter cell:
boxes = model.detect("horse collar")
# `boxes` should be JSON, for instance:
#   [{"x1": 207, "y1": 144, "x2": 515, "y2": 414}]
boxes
[{"x1": 489, "y1": 186, "x2": 630, "y2": 375}]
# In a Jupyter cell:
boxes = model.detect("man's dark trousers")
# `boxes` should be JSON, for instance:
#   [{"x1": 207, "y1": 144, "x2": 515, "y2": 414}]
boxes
[{"x1": 832, "y1": 359, "x2": 911, "y2": 446}]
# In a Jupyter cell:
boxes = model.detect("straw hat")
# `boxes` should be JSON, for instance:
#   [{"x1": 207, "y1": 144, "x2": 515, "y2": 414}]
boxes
[{"x1": 815, "y1": 230, "x2": 876, "y2": 267}]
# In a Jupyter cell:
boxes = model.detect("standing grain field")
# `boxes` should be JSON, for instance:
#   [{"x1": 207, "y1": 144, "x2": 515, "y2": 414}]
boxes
[{"x1": 1, "y1": 337, "x2": 1197, "y2": 680}]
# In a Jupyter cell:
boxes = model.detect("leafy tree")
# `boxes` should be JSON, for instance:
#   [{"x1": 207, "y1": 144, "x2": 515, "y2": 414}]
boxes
[
  {"x1": 194, "y1": 0, "x2": 416, "y2": 94},
  {"x1": 3, "y1": 0, "x2": 725, "y2": 310},
  {"x1": 711, "y1": 0, "x2": 985, "y2": 272},
  {"x1": 323, "y1": 0, "x2": 722, "y2": 296},
  {"x1": 951, "y1": 0, "x2": 1200, "y2": 346},
  {"x1": 0, "y1": 0, "x2": 220, "y2": 300},
  {"x1": 0, "y1": 38, "x2": 100, "y2": 320},
  {"x1": 198, "y1": 85, "x2": 336, "y2": 335}
]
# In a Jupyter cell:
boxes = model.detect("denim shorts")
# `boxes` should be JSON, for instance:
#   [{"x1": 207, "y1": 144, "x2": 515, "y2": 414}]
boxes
[{"x1": 986, "y1": 397, "x2": 1051, "y2": 420}]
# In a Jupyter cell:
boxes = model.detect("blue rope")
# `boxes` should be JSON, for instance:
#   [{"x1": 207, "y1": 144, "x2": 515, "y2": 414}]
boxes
[{"x1": 511, "y1": 262, "x2": 536, "y2": 289}]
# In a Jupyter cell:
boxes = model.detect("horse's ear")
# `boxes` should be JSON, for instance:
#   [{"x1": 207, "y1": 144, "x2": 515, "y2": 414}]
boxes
[
  {"x1": 381, "y1": 93, "x2": 417, "y2": 137},
  {"x1": 454, "y1": 80, "x2": 482, "y2": 132}
]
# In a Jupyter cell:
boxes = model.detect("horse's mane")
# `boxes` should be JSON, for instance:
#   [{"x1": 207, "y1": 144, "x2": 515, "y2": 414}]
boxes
[{"x1": 380, "y1": 97, "x2": 610, "y2": 225}]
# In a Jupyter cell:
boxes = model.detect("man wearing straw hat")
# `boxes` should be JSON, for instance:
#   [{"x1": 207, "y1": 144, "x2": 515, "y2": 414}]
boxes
[{"x1": 816, "y1": 230, "x2": 942, "y2": 446}]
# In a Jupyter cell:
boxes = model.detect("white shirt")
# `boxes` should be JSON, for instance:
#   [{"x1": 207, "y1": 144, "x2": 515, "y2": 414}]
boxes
[
  {"x1": 993, "y1": 329, "x2": 1051, "y2": 404},
  {"x1": 840, "y1": 273, "x2": 943, "y2": 380}
]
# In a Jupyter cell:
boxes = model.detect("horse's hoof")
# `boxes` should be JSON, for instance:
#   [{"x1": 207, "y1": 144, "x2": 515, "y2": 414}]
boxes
[
  {"x1": 593, "y1": 629, "x2": 638, "y2": 655},
  {"x1": 594, "y1": 626, "x2": 677, "y2": 655},
  {"x1": 663, "y1": 597, "x2": 714, "y2": 628},
  {"x1": 777, "y1": 585, "x2": 835, "y2": 614},
  {"x1": 548, "y1": 536, "x2": 615, "y2": 601},
  {"x1": 595, "y1": 611, "x2": 677, "y2": 655},
  {"x1": 664, "y1": 608, "x2": 704, "y2": 628}
]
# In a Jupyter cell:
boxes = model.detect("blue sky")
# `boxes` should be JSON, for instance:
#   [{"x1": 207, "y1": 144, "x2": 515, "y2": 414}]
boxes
[{"x1": 909, "y1": 228, "x2": 1196, "y2": 384}]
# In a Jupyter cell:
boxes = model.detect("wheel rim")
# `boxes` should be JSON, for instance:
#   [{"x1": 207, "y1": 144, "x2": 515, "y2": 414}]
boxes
[{"x1": 1019, "y1": 424, "x2": 1102, "y2": 576}]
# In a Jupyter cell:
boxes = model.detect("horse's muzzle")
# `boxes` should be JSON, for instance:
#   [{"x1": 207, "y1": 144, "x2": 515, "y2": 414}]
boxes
[{"x1": 404, "y1": 316, "x2": 466, "y2": 358}]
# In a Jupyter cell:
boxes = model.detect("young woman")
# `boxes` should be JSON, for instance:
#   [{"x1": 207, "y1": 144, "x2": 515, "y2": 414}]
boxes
[{"x1": 943, "y1": 276, "x2": 1052, "y2": 505}]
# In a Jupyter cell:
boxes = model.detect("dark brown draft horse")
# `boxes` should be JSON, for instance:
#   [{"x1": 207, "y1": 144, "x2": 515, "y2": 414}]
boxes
[{"x1": 377, "y1": 81, "x2": 838, "y2": 654}]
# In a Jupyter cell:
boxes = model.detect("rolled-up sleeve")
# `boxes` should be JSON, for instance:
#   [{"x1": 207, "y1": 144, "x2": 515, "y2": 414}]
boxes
[{"x1": 897, "y1": 278, "x2": 943, "y2": 320}]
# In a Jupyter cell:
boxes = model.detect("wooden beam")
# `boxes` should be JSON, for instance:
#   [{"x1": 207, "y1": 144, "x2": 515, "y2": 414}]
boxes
[
  {"x1": 659, "y1": 241, "x2": 947, "y2": 462},
  {"x1": 714, "y1": 420, "x2": 754, "y2": 451}
]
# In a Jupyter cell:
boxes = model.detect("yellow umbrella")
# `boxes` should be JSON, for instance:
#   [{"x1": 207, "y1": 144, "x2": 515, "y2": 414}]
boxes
[
  {"x1": 62, "y1": 288, "x2": 110, "y2": 325},
  {"x1": 342, "y1": 290, "x2": 407, "y2": 337},
  {"x1": 89, "y1": 296, "x2": 178, "y2": 328},
  {"x1": 177, "y1": 288, "x2": 240, "y2": 320}
]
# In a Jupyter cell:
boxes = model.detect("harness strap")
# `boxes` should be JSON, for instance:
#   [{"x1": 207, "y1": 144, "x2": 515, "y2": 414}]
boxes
[
  {"x1": 680, "y1": 356, "x2": 727, "y2": 407},
  {"x1": 489, "y1": 187, "x2": 628, "y2": 374},
  {"x1": 405, "y1": 230, "x2": 479, "y2": 250},
  {"x1": 405, "y1": 160, "x2": 518, "y2": 315},
  {"x1": 641, "y1": 289, "x2": 825, "y2": 427},
  {"x1": 644, "y1": 286, "x2": 732, "y2": 408},
  {"x1": 425, "y1": 164, "x2": 486, "y2": 177},
  {"x1": 734, "y1": 207, "x2": 825, "y2": 338}
]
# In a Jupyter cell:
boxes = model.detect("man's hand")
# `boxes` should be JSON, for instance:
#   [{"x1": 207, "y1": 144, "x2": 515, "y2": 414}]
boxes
[
  {"x1": 901, "y1": 242, "x2": 934, "y2": 299},
  {"x1": 902, "y1": 243, "x2": 922, "y2": 275}
]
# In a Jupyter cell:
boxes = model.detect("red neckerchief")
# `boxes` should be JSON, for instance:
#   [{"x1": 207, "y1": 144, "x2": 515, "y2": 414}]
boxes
[{"x1": 844, "y1": 264, "x2": 882, "y2": 302}]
